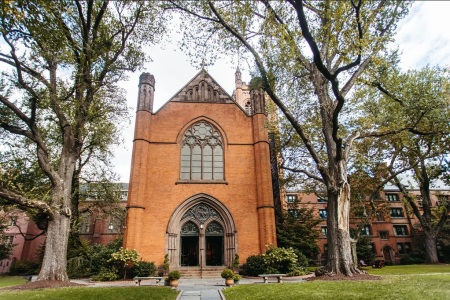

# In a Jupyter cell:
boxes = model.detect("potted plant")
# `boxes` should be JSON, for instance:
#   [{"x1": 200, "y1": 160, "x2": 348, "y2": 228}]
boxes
[
  {"x1": 221, "y1": 269, "x2": 234, "y2": 286},
  {"x1": 167, "y1": 270, "x2": 181, "y2": 287},
  {"x1": 233, "y1": 274, "x2": 241, "y2": 285}
]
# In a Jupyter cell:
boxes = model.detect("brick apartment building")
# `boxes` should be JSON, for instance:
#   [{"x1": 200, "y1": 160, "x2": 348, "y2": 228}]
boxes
[{"x1": 285, "y1": 185, "x2": 450, "y2": 265}]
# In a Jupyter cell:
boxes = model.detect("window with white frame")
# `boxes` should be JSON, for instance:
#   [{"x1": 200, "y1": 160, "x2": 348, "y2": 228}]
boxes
[
  {"x1": 287, "y1": 195, "x2": 297, "y2": 203},
  {"x1": 361, "y1": 225, "x2": 371, "y2": 236},
  {"x1": 386, "y1": 193, "x2": 399, "y2": 202},
  {"x1": 319, "y1": 209, "x2": 327, "y2": 219},
  {"x1": 321, "y1": 227, "x2": 327, "y2": 237},
  {"x1": 393, "y1": 225, "x2": 408, "y2": 236},
  {"x1": 390, "y1": 208, "x2": 404, "y2": 218}
]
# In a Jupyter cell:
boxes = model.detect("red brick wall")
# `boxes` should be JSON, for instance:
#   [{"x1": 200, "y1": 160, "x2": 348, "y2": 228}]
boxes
[{"x1": 125, "y1": 100, "x2": 276, "y2": 265}]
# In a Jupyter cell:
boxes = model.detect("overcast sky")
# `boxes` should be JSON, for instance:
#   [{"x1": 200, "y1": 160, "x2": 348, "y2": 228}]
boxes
[{"x1": 113, "y1": 1, "x2": 450, "y2": 182}]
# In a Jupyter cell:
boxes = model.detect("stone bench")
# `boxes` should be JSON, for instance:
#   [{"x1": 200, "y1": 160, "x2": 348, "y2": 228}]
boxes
[
  {"x1": 133, "y1": 276, "x2": 164, "y2": 286},
  {"x1": 258, "y1": 274, "x2": 286, "y2": 283}
]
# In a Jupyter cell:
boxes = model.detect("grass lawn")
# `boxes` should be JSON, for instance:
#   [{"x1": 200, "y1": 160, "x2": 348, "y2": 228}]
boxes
[
  {"x1": 0, "y1": 286, "x2": 179, "y2": 300},
  {"x1": 224, "y1": 264, "x2": 450, "y2": 300},
  {"x1": 0, "y1": 276, "x2": 28, "y2": 288}
]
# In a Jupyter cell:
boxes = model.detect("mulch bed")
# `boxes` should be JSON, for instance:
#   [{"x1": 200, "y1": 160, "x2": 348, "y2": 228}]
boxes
[{"x1": 307, "y1": 273, "x2": 382, "y2": 281}]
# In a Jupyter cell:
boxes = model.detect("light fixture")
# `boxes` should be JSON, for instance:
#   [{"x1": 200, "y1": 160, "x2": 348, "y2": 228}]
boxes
[
  {"x1": 108, "y1": 223, "x2": 114, "y2": 231},
  {"x1": 200, "y1": 224, "x2": 204, "y2": 229}
]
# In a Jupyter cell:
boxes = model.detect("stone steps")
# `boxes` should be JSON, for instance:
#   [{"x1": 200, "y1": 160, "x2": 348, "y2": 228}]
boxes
[{"x1": 178, "y1": 267, "x2": 225, "y2": 278}]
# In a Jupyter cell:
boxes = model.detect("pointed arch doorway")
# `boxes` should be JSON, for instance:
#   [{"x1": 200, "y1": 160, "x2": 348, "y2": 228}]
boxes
[{"x1": 166, "y1": 194, "x2": 236, "y2": 268}]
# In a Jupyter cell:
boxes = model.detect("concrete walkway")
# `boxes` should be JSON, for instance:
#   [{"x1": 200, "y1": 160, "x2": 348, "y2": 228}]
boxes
[{"x1": 70, "y1": 276, "x2": 307, "y2": 300}]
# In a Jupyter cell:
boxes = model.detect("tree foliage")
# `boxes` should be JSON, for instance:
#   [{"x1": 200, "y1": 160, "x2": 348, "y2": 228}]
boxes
[
  {"x1": 355, "y1": 65, "x2": 450, "y2": 263},
  {"x1": 0, "y1": 215, "x2": 14, "y2": 261},
  {"x1": 171, "y1": 0, "x2": 411, "y2": 276},
  {"x1": 276, "y1": 204, "x2": 320, "y2": 261},
  {"x1": 0, "y1": 0, "x2": 167, "y2": 281}
]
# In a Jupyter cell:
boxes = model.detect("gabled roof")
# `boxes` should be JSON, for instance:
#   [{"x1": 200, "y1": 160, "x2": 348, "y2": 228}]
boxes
[{"x1": 155, "y1": 69, "x2": 236, "y2": 113}]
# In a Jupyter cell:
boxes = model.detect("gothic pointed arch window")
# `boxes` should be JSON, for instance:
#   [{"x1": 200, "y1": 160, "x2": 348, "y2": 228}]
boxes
[
  {"x1": 180, "y1": 121, "x2": 224, "y2": 180},
  {"x1": 244, "y1": 101, "x2": 252, "y2": 115}
]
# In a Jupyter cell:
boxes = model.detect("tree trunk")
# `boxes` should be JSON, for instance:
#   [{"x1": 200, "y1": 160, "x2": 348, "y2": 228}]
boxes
[
  {"x1": 423, "y1": 229, "x2": 439, "y2": 263},
  {"x1": 37, "y1": 210, "x2": 71, "y2": 281},
  {"x1": 325, "y1": 161, "x2": 361, "y2": 276},
  {"x1": 37, "y1": 154, "x2": 75, "y2": 281}
]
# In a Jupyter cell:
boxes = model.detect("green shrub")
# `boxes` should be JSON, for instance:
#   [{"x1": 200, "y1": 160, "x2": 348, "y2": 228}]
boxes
[
  {"x1": 400, "y1": 250, "x2": 426, "y2": 265},
  {"x1": 221, "y1": 269, "x2": 234, "y2": 279},
  {"x1": 294, "y1": 250, "x2": 309, "y2": 268},
  {"x1": 8, "y1": 260, "x2": 40, "y2": 275},
  {"x1": 91, "y1": 267, "x2": 119, "y2": 281},
  {"x1": 67, "y1": 255, "x2": 92, "y2": 278},
  {"x1": 242, "y1": 254, "x2": 266, "y2": 276},
  {"x1": 233, "y1": 254, "x2": 240, "y2": 269},
  {"x1": 131, "y1": 261, "x2": 157, "y2": 277},
  {"x1": 263, "y1": 245, "x2": 298, "y2": 274},
  {"x1": 167, "y1": 270, "x2": 181, "y2": 280},
  {"x1": 89, "y1": 238, "x2": 123, "y2": 275}
]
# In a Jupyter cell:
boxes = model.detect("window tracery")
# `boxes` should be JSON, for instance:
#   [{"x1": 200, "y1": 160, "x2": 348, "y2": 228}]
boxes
[{"x1": 180, "y1": 121, "x2": 224, "y2": 180}]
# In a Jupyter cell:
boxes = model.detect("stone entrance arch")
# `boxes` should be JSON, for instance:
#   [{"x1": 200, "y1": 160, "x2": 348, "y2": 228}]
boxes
[{"x1": 166, "y1": 194, "x2": 237, "y2": 268}]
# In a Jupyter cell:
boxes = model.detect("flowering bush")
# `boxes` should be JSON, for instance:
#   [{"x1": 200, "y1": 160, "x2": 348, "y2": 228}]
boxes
[
  {"x1": 109, "y1": 247, "x2": 140, "y2": 279},
  {"x1": 263, "y1": 245, "x2": 298, "y2": 274}
]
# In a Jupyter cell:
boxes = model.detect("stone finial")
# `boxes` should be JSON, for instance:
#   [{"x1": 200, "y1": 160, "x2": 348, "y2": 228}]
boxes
[
  {"x1": 139, "y1": 72, "x2": 155, "y2": 88},
  {"x1": 235, "y1": 67, "x2": 242, "y2": 89}
]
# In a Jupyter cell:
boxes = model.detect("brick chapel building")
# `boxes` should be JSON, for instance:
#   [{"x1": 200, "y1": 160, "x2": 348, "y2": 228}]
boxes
[{"x1": 124, "y1": 68, "x2": 277, "y2": 270}]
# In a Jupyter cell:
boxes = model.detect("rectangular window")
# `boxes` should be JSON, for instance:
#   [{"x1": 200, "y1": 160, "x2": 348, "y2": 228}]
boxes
[
  {"x1": 386, "y1": 193, "x2": 399, "y2": 202},
  {"x1": 288, "y1": 209, "x2": 299, "y2": 218},
  {"x1": 287, "y1": 195, "x2": 297, "y2": 203},
  {"x1": 393, "y1": 225, "x2": 408, "y2": 236},
  {"x1": 390, "y1": 208, "x2": 404, "y2": 218},
  {"x1": 324, "y1": 244, "x2": 328, "y2": 256},
  {"x1": 319, "y1": 209, "x2": 327, "y2": 219},
  {"x1": 317, "y1": 195, "x2": 328, "y2": 203},
  {"x1": 376, "y1": 212, "x2": 385, "y2": 222},
  {"x1": 397, "y1": 242, "x2": 412, "y2": 254},
  {"x1": 108, "y1": 217, "x2": 123, "y2": 233},
  {"x1": 80, "y1": 214, "x2": 91, "y2": 233},
  {"x1": 379, "y1": 231, "x2": 389, "y2": 240},
  {"x1": 353, "y1": 207, "x2": 365, "y2": 218},
  {"x1": 321, "y1": 227, "x2": 327, "y2": 237},
  {"x1": 361, "y1": 225, "x2": 371, "y2": 236}
]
